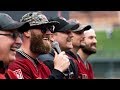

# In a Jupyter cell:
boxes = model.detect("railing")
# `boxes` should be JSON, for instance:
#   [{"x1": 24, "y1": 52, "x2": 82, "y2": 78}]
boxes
[{"x1": 89, "y1": 50, "x2": 120, "y2": 61}]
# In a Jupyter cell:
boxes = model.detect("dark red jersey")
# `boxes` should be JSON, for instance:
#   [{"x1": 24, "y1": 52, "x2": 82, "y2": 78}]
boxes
[
  {"x1": 0, "y1": 61, "x2": 5, "y2": 79},
  {"x1": 8, "y1": 50, "x2": 52, "y2": 79},
  {"x1": 74, "y1": 58, "x2": 94, "y2": 79},
  {"x1": 66, "y1": 50, "x2": 94, "y2": 79},
  {"x1": 8, "y1": 50, "x2": 65, "y2": 79},
  {"x1": 0, "y1": 61, "x2": 18, "y2": 79},
  {"x1": 0, "y1": 74, "x2": 6, "y2": 79}
]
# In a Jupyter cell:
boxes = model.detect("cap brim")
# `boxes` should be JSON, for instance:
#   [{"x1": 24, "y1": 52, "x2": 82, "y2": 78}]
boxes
[
  {"x1": 3, "y1": 22, "x2": 30, "y2": 33},
  {"x1": 39, "y1": 21, "x2": 59, "y2": 26},
  {"x1": 58, "y1": 23, "x2": 79, "y2": 32},
  {"x1": 82, "y1": 25, "x2": 91, "y2": 31},
  {"x1": 73, "y1": 25, "x2": 91, "y2": 32},
  {"x1": 17, "y1": 22, "x2": 30, "y2": 33}
]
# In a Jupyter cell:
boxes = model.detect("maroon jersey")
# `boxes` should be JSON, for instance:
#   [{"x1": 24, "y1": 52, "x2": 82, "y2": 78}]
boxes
[
  {"x1": 0, "y1": 61, "x2": 18, "y2": 79},
  {"x1": 8, "y1": 50, "x2": 51, "y2": 79},
  {"x1": 74, "y1": 58, "x2": 94, "y2": 79},
  {"x1": 66, "y1": 51, "x2": 94, "y2": 79},
  {"x1": 0, "y1": 61, "x2": 5, "y2": 79}
]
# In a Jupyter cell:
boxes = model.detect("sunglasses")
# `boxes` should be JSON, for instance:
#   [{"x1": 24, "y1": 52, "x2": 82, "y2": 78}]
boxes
[
  {"x1": 30, "y1": 25, "x2": 55, "y2": 33},
  {"x1": 0, "y1": 32, "x2": 22, "y2": 39}
]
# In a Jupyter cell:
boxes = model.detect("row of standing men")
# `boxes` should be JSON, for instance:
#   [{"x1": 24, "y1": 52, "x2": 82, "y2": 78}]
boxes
[{"x1": 0, "y1": 11, "x2": 97, "y2": 79}]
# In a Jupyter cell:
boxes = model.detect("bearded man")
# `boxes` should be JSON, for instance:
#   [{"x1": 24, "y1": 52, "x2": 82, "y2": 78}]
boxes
[{"x1": 8, "y1": 11, "x2": 70, "y2": 79}]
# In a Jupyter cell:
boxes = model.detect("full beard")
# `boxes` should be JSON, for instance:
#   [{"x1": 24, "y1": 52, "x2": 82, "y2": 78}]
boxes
[
  {"x1": 80, "y1": 43, "x2": 97, "y2": 55},
  {"x1": 30, "y1": 32, "x2": 51, "y2": 54}
]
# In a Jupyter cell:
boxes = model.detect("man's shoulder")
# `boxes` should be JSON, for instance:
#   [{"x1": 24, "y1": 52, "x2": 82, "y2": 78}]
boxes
[
  {"x1": 38, "y1": 53, "x2": 54, "y2": 61},
  {"x1": 43, "y1": 60, "x2": 54, "y2": 71}
]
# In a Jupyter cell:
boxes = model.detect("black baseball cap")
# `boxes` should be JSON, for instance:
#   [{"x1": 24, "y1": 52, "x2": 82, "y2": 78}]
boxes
[
  {"x1": 0, "y1": 13, "x2": 30, "y2": 33},
  {"x1": 49, "y1": 17, "x2": 79, "y2": 33},
  {"x1": 68, "y1": 19, "x2": 92, "y2": 32},
  {"x1": 73, "y1": 25, "x2": 92, "y2": 32}
]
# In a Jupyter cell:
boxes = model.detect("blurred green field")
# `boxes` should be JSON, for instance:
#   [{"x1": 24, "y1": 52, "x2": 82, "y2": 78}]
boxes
[{"x1": 89, "y1": 28, "x2": 120, "y2": 60}]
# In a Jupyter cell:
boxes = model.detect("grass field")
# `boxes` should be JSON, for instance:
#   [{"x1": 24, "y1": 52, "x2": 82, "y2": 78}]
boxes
[{"x1": 89, "y1": 28, "x2": 120, "y2": 60}]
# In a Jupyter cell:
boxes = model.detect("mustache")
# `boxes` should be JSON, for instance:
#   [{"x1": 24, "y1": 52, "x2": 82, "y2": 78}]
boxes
[
  {"x1": 13, "y1": 44, "x2": 21, "y2": 49},
  {"x1": 67, "y1": 37, "x2": 72, "y2": 42},
  {"x1": 42, "y1": 34, "x2": 50, "y2": 40},
  {"x1": 42, "y1": 35, "x2": 49, "y2": 38},
  {"x1": 10, "y1": 44, "x2": 21, "y2": 52},
  {"x1": 91, "y1": 43, "x2": 97, "y2": 47}
]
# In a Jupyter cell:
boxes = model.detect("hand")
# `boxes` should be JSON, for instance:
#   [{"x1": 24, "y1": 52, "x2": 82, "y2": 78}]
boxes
[{"x1": 53, "y1": 51, "x2": 70, "y2": 72}]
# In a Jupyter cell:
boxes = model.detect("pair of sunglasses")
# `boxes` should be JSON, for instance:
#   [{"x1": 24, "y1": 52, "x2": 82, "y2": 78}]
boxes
[{"x1": 30, "y1": 25, "x2": 55, "y2": 33}]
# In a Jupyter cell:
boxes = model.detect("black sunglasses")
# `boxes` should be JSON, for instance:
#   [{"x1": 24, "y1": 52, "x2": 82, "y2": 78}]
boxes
[
  {"x1": 30, "y1": 25, "x2": 55, "y2": 33},
  {"x1": 40, "y1": 25, "x2": 55, "y2": 33},
  {"x1": 0, "y1": 32, "x2": 22, "y2": 39}
]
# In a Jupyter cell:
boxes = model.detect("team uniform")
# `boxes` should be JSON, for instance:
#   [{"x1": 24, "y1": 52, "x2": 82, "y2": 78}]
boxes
[
  {"x1": 0, "y1": 61, "x2": 18, "y2": 79},
  {"x1": 8, "y1": 50, "x2": 65, "y2": 79},
  {"x1": 38, "y1": 49, "x2": 78, "y2": 79},
  {"x1": 66, "y1": 50, "x2": 94, "y2": 79},
  {"x1": 0, "y1": 61, "x2": 6, "y2": 79}
]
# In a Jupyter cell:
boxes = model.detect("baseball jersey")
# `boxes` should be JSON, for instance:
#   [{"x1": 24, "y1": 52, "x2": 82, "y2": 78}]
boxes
[
  {"x1": 66, "y1": 50, "x2": 94, "y2": 79},
  {"x1": 39, "y1": 49, "x2": 78, "y2": 79},
  {"x1": 0, "y1": 61, "x2": 18, "y2": 79},
  {"x1": 0, "y1": 62, "x2": 6, "y2": 79},
  {"x1": 8, "y1": 50, "x2": 52, "y2": 79},
  {"x1": 8, "y1": 50, "x2": 65, "y2": 79}
]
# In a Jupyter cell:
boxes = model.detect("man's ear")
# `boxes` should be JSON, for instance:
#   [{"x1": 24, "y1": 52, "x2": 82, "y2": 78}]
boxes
[
  {"x1": 50, "y1": 34, "x2": 54, "y2": 42},
  {"x1": 23, "y1": 30, "x2": 31, "y2": 38}
]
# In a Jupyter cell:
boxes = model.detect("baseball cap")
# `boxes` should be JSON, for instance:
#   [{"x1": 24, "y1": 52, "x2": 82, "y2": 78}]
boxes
[
  {"x1": 68, "y1": 19, "x2": 91, "y2": 32},
  {"x1": 20, "y1": 11, "x2": 59, "y2": 27},
  {"x1": 0, "y1": 13, "x2": 30, "y2": 33},
  {"x1": 49, "y1": 17, "x2": 79, "y2": 33}
]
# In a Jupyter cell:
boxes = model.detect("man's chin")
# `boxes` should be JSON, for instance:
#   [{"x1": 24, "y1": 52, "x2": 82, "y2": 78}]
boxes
[
  {"x1": 4, "y1": 56, "x2": 16, "y2": 65},
  {"x1": 65, "y1": 46, "x2": 73, "y2": 51},
  {"x1": 67, "y1": 42, "x2": 73, "y2": 48},
  {"x1": 91, "y1": 48, "x2": 97, "y2": 52},
  {"x1": 9, "y1": 53, "x2": 16, "y2": 61},
  {"x1": 66, "y1": 45, "x2": 73, "y2": 49},
  {"x1": 9, "y1": 57, "x2": 16, "y2": 61}
]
